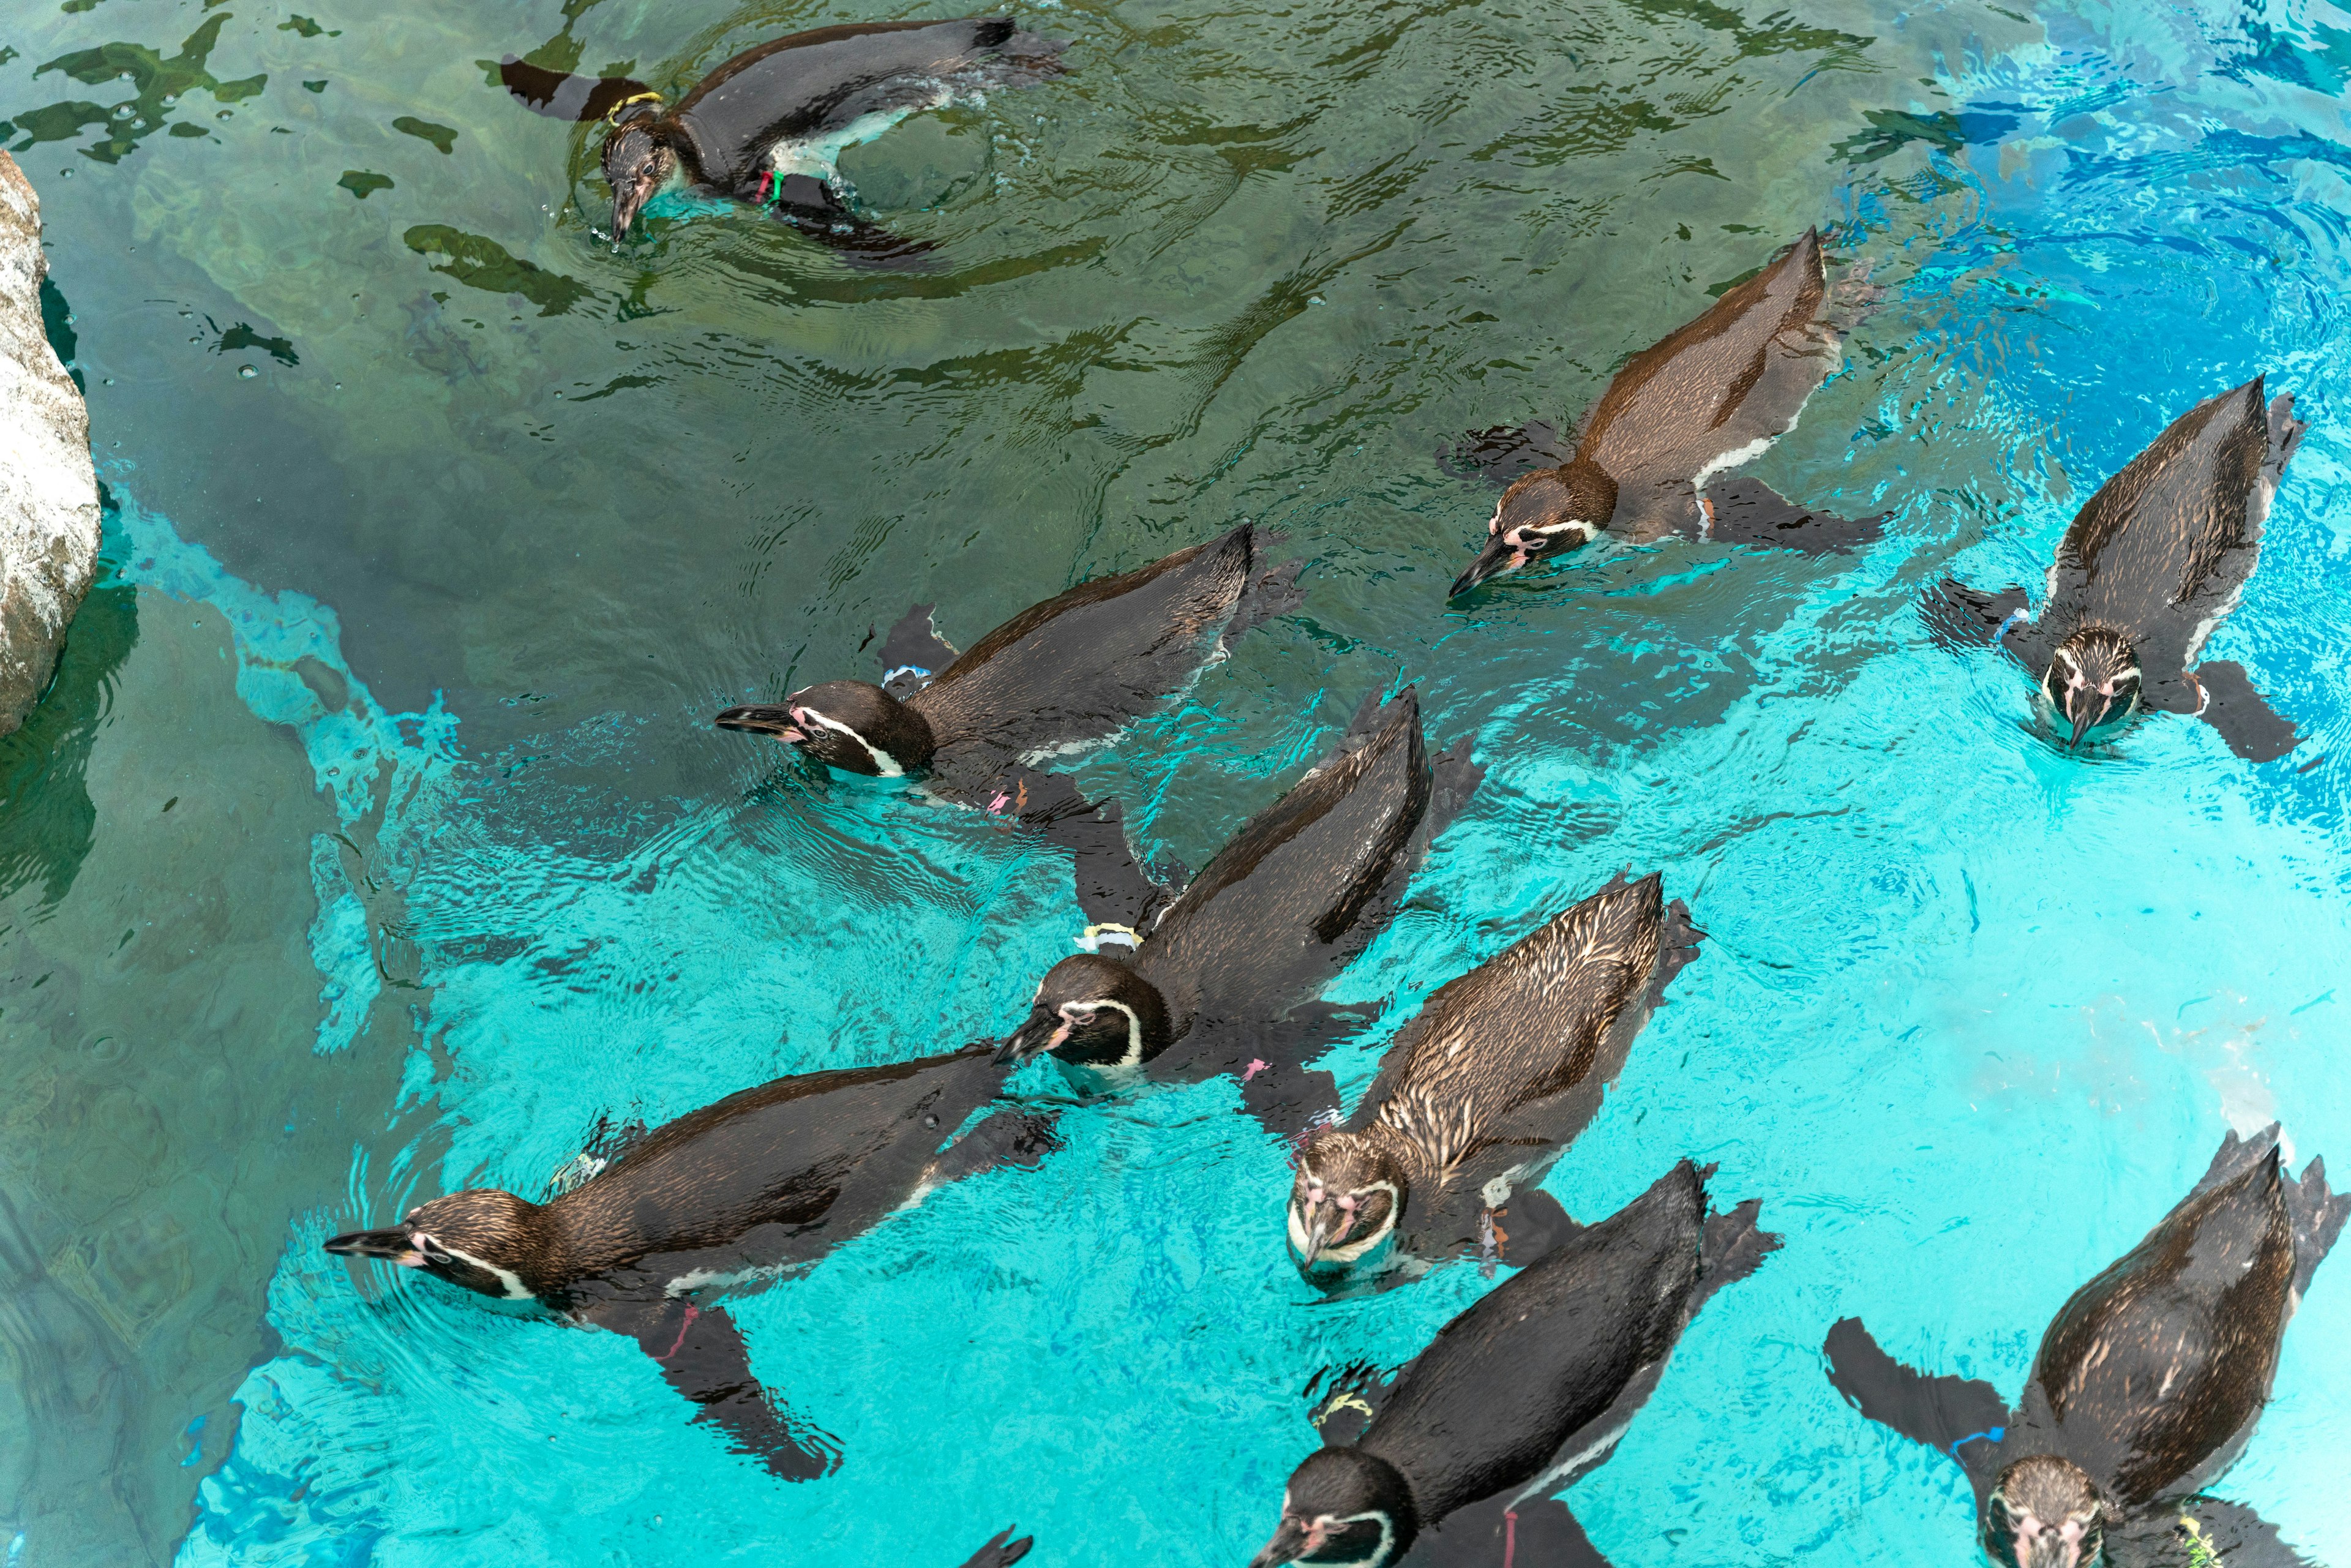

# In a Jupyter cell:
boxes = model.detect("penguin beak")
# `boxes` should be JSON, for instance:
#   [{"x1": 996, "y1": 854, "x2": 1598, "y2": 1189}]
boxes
[
  {"x1": 1449, "y1": 534, "x2": 1520, "y2": 598},
  {"x1": 610, "y1": 174, "x2": 656, "y2": 239},
  {"x1": 995, "y1": 1008, "x2": 1072, "y2": 1067},
  {"x1": 1250, "y1": 1516, "x2": 1316, "y2": 1567},
  {"x1": 324, "y1": 1228, "x2": 426, "y2": 1267},
  {"x1": 1294, "y1": 1210, "x2": 1330, "y2": 1271},
  {"x1": 2064, "y1": 692, "x2": 2109, "y2": 751},
  {"x1": 714, "y1": 704, "x2": 805, "y2": 744}
]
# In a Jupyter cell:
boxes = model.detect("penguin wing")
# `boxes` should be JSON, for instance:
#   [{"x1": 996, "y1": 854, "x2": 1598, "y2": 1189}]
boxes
[
  {"x1": 1822, "y1": 1317, "x2": 2012, "y2": 1461},
  {"x1": 2105, "y1": 1498, "x2": 2317, "y2": 1568},
  {"x1": 947, "y1": 762, "x2": 1174, "y2": 931},
  {"x1": 2181, "y1": 660, "x2": 2298, "y2": 763},
  {"x1": 1437, "y1": 419, "x2": 1575, "y2": 486},
  {"x1": 1703, "y1": 476, "x2": 1886, "y2": 555},
  {"x1": 582, "y1": 1293, "x2": 841, "y2": 1481},
  {"x1": 497, "y1": 56, "x2": 656, "y2": 121},
  {"x1": 877, "y1": 601, "x2": 962, "y2": 697},
  {"x1": 1920, "y1": 577, "x2": 2034, "y2": 656},
  {"x1": 1580, "y1": 231, "x2": 1840, "y2": 501},
  {"x1": 1401, "y1": 1495, "x2": 1610, "y2": 1567}
]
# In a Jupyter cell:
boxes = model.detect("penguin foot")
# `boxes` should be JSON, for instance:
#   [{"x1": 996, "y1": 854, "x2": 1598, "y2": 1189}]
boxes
[
  {"x1": 1438, "y1": 419, "x2": 1572, "y2": 485},
  {"x1": 1702, "y1": 476, "x2": 1884, "y2": 555}
]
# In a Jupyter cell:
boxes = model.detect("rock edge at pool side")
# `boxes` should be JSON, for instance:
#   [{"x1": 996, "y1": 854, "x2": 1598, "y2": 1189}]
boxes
[{"x1": 0, "y1": 148, "x2": 100, "y2": 739}]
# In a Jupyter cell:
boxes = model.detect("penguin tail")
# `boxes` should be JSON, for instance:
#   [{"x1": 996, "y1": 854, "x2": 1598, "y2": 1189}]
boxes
[{"x1": 1702, "y1": 476, "x2": 1884, "y2": 555}]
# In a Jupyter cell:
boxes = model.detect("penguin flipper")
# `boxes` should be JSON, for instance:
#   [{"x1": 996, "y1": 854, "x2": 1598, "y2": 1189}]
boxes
[
  {"x1": 1822, "y1": 1316, "x2": 2010, "y2": 1462},
  {"x1": 921, "y1": 1105, "x2": 1064, "y2": 1189},
  {"x1": 1406, "y1": 1495, "x2": 1611, "y2": 1568},
  {"x1": 1920, "y1": 577, "x2": 2030, "y2": 655},
  {"x1": 958, "y1": 1527, "x2": 1036, "y2": 1568},
  {"x1": 1158, "y1": 1004, "x2": 1375, "y2": 1136},
  {"x1": 1425, "y1": 737, "x2": 1484, "y2": 839},
  {"x1": 2185, "y1": 661, "x2": 2299, "y2": 763},
  {"x1": 591, "y1": 1295, "x2": 841, "y2": 1482},
  {"x1": 1438, "y1": 419, "x2": 1573, "y2": 484},
  {"x1": 876, "y1": 602, "x2": 960, "y2": 696},
  {"x1": 497, "y1": 56, "x2": 658, "y2": 121},
  {"x1": 2105, "y1": 1498, "x2": 2315, "y2": 1568},
  {"x1": 764, "y1": 175, "x2": 937, "y2": 270},
  {"x1": 1704, "y1": 476, "x2": 1886, "y2": 555},
  {"x1": 977, "y1": 765, "x2": 1171, "y2": 931}
]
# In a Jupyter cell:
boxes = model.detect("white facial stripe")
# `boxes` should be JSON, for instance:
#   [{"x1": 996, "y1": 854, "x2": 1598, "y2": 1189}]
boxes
[
  {"x1": 438, "y1": 1243, "x2": 535, "y2": 1302},
  {"x1": 797, "y1": 709, "x2": 904, "y2": 778},
  {"x1": 1067, "y1": 998, "x2": 1145, "y2": 1066},
  {"x1": 1316, "y1": 1180, "x2": 1401, "y2": 1263},
  {"x1": 1310, "y1": 1509, "x2": 1396, "y2": 1568}
]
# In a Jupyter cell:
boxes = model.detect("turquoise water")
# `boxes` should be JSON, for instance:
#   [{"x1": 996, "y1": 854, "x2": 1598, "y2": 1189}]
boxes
[{"x1": 3, "y1": 0, "x2": 2350, "y2": 1562}]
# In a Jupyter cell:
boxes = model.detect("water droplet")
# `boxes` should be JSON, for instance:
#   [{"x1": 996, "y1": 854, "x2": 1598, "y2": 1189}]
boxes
[
  {"x1": 553, "y1": 391, "x2": 563, "y2": 399},
  {"x1": 237, "y1": 364, "x2": 257, "y2": 379},
  {"x1": 216, "y1": 110, "x2": 232, "y2": 121},
  {"x1": 333, "y1": 382, "x2": 342, "y2": 389},
  {"x1": 102, "y1": 377, "x2": 114, "y2": 385},
  {"x1": 161, "y1": 94, "x2": 176, "y2": 106},
  {"x1": 59, "y1": 169, "x2": 72, "y2": 179}
]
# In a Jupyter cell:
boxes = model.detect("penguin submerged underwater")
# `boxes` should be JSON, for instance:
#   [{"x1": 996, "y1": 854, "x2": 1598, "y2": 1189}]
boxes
[
  {"x1": 499, "y1": 17, "x2": 1068, "y2": 261},
  {"x1": 1254, "y1": 1162, "x2": 1778, "y2": 1567},
  {"x1": 1824, "y1": 1125, "x2": 2345, "y2": 1565},
  {"x1": 324, "y1": 1046, "x2": 1057, "y2": 1480},
  {"x1": 1925, "y1": 377, "x2": 2306, "y2": 762},
  {"x1": 1449, "y1": 229, "x2": 1883, "y2": 597},
  {"x1": 996, "y1": 686, "x2": 1481, "y2": 1134},
  {"x1": 716, "y1": 523, "x2": 1303, "y2": 929},
  {"x1": 1286, "y1": 871, "x2": 1701, "y2": 1281}
]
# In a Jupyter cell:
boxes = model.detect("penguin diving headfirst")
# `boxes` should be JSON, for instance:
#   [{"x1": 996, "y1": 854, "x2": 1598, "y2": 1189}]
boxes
[
  {"x1": 997, "y1": 686, "x2": 1482, "y2": 1135},
  {"x1": 1256, "y1": 1163, "x2": 1777, "y2": 1566},
  {"x1": 716, "y1": 524, "x2": 1303, "y2": 931},
  {"x1": 1449, "y1": 230, "x2": 1883, "y2": 596},
  {"x1": 324, "y1": 1046, "x2": 1059, "y2": 1482},
  {"x1": 499, "y1": 17, "x2": 1068, "y2": 261},
  {"x1": 1925, "y1": 377, "x2": 2306, "y2": 761},
  {"x1": 1288, "y1": 871, "x2": 1701, "y2": 1281},
  {"x1": 1824, "y1": 1125, "x2": 2345, "y2": 1565}
]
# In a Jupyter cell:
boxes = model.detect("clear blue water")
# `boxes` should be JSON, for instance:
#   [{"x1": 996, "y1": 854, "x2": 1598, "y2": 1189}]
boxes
[{"x1": 4, "y1": 0, "x2": 2350, "y2": 1562}]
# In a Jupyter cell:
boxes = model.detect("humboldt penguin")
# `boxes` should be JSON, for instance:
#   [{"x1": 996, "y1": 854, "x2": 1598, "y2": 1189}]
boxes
[
  {"x1": 1252, "y1": 1162, "x2": 1778, "y2": 1567},
  {"x1": 324, "y1": 1046, "x2": 1056, "y2": 1482},
  {"x1": 498, "y1": 17, "x2": 1068, "y2": 260},
  {"x1": 997, "y1": 686, "x2": 1482, "y2": 1135},
  {"x1": 716, "y1": 524, "x2": 1303, "y2": 930},
  {"x1": 1824, "y1": 1125, "x2": 2345, "y2": 1565},
  {"x1": 1924, "y1": 378, "x2": 2306, "y2": 762},
  {"x1": 1287, "y1": 871, "x2": 1701, "y2": 1280},
  {"x1": 1449, "y1": 229, "x2": 1882, "y2": 596}
]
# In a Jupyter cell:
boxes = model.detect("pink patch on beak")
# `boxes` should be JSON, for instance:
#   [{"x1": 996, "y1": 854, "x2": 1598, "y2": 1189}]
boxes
[{"x1": 1046, "y1": 1021, "x2": 1073, "y2": 1051}]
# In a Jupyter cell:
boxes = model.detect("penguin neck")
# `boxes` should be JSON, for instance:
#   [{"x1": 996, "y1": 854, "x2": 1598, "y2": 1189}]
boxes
[{"x1": 1354, "y1": 1118, "x2": 1438, "y2": 1193}]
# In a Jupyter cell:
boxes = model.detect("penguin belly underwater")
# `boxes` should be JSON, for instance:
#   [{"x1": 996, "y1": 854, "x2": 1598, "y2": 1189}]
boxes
[
  {"x1": 1286, "y1": 870, "x2": 1702, "y2": 1283},
  {"x1": 1925, "y1": 376, "x2": 2306, "y2": 762},
  {"x1": 1824, "y1": 1124, "x2": 2345, "y2": 1564},
  {"x1": 714, "y1": 523, "x2": 1305, "y2": 931},
  {"x1": 1449, "y1": 229, "x2": 1885, "y2": 597},
  {"x1": 500, "y1": 16, "x2": 1068, "y2": 263},
  {"x1": 324, "y1": 1046, "x2": 1057, "y2": 1480},
  {"x1": 995, "y1": 686, "x2": 1483, "y2": 1135},
  {"x1": 1253, "y1": 1162, "x2": 1779, "y2": 1566}
]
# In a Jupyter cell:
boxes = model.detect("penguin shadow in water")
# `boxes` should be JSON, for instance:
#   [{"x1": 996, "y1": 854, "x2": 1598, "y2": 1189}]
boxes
[
  {"x1": 1286, "y1": 870, "x2": 1703, "y2": 1294},
  {"x1": 994, "y1": 685, "x2": 1485, "y2": 1138},
  {"x1": 498, "y1": 16, "x2": 1070, "y2": 264},
  {"x1": 1261, "y1": 1163, "x2": 1780, "y2": 1567},
  {"x1": 718, "y1": 523, "x2": 1305, "y2": 934},
  {"x1": 1923, "y1": 377, "x2": 2307, "y2": 765},
  {"x1": 1825, "y1": 1125, "x2": 2345, "y2": 1567},
  {"x1": 326, "y1": 1047, "x2": 1063, "y2": 1482},
  {"x1": 1445, "y1": 229, "x2": 1886, "y2": 599}
]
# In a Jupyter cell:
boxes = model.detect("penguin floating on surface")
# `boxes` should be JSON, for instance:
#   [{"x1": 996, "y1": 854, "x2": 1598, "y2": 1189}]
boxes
[
  {"x1": 1254, "y1": 1161, "x2": 1777, "y2": 1567},
  {"x1": 499, "y1": 17, "x2": 1068, "y2": 261},
  {"x1": 324, "y1": 1046, "x2": 1057, "y2": 1482},
  {"x1": 1824, "y1": 1125, "x2": 2345, "y2": 1566},
  {"x1": 997, "y1": 686, "x2": 1480, "y2": 1134},
  {"x1": 717, "y1": 523, "x2": 1302, "y2": 929},
  {"x1": 1924, "y1": 377, "x2": 2306, "y2": 762},
  {"x1": 1287, "y1": 871, "x2": 1701, "y2": 1281},
  {"x1": 1448, "y1": 229, "x2": 1883, "y2": 597}
]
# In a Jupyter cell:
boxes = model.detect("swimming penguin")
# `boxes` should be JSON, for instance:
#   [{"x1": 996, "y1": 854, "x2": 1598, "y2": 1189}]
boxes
[
  {"x1": 1449, "y1": 230, "x2": 1882, "y2": 596},
  {"x1": 1252, "y1": 1161, "x2": 1777, "y2": 1567},
  {"x1": 1924, "y1": 378, "x2": 2305, "y2": 761},
  {"x1": 498, "y1": 17, "x2": 1068, "y2": 259},
  {"x1": 996, "y1": 686, "x2": 1480, "y2": 1133},
  {"x1": 1824, "y1": 1125, "x2": 2345, "y2": 1566},
  {"x1": 324, "y1": 1046, "x2": 1056, "y2": 1481},
  {"x1": 717, "y1": 523, "x2": 1302, "y2": 929},
  {"x1": 1286, "y1": 871, "x2": 1701, "y2": 1280}
]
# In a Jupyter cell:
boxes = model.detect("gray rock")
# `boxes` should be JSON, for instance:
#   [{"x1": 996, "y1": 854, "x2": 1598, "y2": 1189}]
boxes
[{"x1": 0, "y1": 149, "x2": 100, "y2": 738}]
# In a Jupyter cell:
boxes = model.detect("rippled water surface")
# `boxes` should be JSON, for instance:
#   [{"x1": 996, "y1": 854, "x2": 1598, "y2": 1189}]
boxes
[{"x1": 5, "y1": 0, "x2": 2351, "y2": 1561}]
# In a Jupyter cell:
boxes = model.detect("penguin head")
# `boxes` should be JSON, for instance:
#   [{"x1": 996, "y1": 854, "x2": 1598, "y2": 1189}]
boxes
[
  {"x1": 1450, "y1": 462, "x2": 1616, "y2": 597},
  {"x1": 600, "y1": 111, "x2": 675, "y2": 239},
  {"x1": 1288, "y1": 1131, "x2": 1406, "y2": 1275},
  {"x1": 1984, "y1": 1455, "x2": 2105, "y2": 1568},
  {"x1": 323, "y1": 1190, "x2": 550, "y2": 1302},
  {"x1": 714, "y1": 680, "x2": 937, "y2": 777},
  {"x1": 1250, "y1": 1447, "x2": 1418, "y2": 1567},
  {"x1": 996, "y1": 953, "x2": 1171, "y2": 1071},
  {"x1": 2041, "y1": 628, "x2": 2140, "y2": 750}
]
